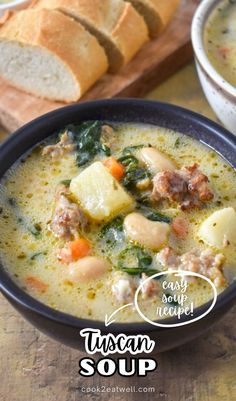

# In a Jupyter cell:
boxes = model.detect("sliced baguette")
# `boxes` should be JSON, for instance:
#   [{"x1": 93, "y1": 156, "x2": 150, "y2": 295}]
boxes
[
  {"x1": 125, "y1": 0, "x2": 180, "y2": 37},
  {"x1": 0, "y1": 9, "x2": 108, "y2": 102},
  {"x1": 31, "y1": 0, "x2": 149, "y2": 73}
]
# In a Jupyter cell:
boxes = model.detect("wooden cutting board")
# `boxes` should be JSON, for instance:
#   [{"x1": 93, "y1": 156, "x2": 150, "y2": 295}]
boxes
[{"x1": 0, "y1": 0, "x2": 200, "y2": 132}]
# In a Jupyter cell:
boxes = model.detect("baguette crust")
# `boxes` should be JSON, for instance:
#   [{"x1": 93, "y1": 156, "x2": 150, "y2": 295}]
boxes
[
  {"x1": 110, "y1": 1, "x2": 148, "y2": 64},
  {"x1": 0, "y1": 9, "x2": 108, "y2": 101},
  {"x1": 31, "y1": 0, "x2": 149, "y2": 72},
  {"x1": 149, "y1": 0, "x2": 180, "y2": 28},
  {"x1": 126, "y1": 0, "x2": 180, "y2": 37}
]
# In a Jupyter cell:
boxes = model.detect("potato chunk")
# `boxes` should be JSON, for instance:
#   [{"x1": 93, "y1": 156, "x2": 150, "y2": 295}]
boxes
[
  {"x1": 198, "y1": 207, "x2": 236, "y2": 249},
  {"x1": 70, "y1": 162, "x2": 134, "y2": 221}
]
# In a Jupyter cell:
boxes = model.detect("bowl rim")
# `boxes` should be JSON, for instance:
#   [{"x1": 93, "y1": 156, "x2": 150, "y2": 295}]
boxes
[
  {"x1": 0, "y1": 0, "x2": 29, "y2": 11},
  {"x1": 191, "y1": 0, "x2": 236, "y2": 100},
  {"x1": 0, "y1": 98, "x2": 236, "y2": 334}
]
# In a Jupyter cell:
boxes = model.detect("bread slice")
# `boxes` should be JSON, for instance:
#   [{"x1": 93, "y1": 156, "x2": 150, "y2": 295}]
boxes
[
  {"x1": 0, "y1": 9, "x2": 108, "y2": 102},
  {"x1": 31, "y1": 0, "x2": 149, "y2": 73},
  {"x1": 125, "y1": 0, "x2": 180, "y2": 37}
]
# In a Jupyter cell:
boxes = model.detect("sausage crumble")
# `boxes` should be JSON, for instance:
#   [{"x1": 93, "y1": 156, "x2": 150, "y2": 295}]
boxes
[{"x1": 152, "y1": 163, "x2": 214, "y2": 210}]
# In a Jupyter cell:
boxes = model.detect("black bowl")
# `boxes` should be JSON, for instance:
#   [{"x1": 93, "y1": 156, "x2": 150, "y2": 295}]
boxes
[{"x1": 0, "y1": 99, "x2": 236, "y2": 352}]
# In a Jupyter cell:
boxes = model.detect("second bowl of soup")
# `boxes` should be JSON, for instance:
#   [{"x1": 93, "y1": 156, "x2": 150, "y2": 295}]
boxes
[{"x1": 192, "y1": 0, "x2": 236, "y2": 135}]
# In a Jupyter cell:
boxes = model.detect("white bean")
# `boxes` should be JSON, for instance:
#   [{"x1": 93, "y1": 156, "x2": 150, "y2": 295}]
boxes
[
  {"x1": 139, "y1": 147, "x2": 176, "y2": 174},
  {"x1": 69, "y1": 256, "x2": 110, "y2": 282},
  {"x1": 124, "y1": 213, "x2": 170, "y2": 251}
]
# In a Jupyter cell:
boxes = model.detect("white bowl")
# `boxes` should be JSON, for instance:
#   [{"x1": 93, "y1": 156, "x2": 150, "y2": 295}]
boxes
[
  {"x1": 0, "y1": 0, "x2": 30, "y2": 17},
  {"x1": 191, "y1": 0, "x2": 236, "y2": 135}
]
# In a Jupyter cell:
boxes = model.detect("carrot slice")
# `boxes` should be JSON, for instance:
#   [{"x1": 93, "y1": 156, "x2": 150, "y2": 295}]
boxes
[
  {"x1": 26, "y1": 276, "x2": 48, "y2": 293},
  {"x1": 69, "y1": 238, "x2": 91, "y2": 261},
  {"x1": 58, "y1": 238, "x2": 91, "y2": 263},
  {"x1": 103, "y1": 157, "x2": 125, "y2": 181}
]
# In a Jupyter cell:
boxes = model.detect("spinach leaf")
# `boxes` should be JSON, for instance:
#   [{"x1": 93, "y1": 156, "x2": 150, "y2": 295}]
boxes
[
  {"x1": 101, "y1": 216, "x2": 124, "y2": 245},
  {"x1": 122, "y1": 144, "x2": 147, "y2": 155},
  {"x1": 60, "y1": 179, "x2": 71, "y2": 187},
  {"x1": 136, "y1": 194, "x2": 151, "y2": 206},
  {"x1": 137, "y1": 247, "x2": 153, "y2": 268},
  {"x1": 121, "y1": 267, "x2": 160, "y2": 276},
  {"x1": 118, "y1": 154, "x2": 150, "y2": 190},
  {"x1": 118, "y1": 154, "x2": 139, "y2": 168},
  {"x1": 116, "y1": 246, "x2": 159, "y2": 277},
  {"x1": 66, "y1": 121, "x2": 111, "y2": 166},
  {"x1": 8, "y1": 197, "x2": 42, "y2": 239},
  {"x1": 165, "y1": 293, "x2": 179, "y2": 306},
  {"x1": 137, "y1": 205, "x2": 172, "y2": 224},
  {"x1": 123, "y1": 168, "x2": 150, "y2": 189}
]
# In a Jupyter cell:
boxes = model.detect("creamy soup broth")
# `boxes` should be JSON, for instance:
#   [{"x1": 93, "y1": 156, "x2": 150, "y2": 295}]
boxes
[
  {"x1": 0, "y1": 123, "x2": 235, "y2": 322},
  {"x1": 204, "y1": 0, "x2": 236, "y2": 87}
]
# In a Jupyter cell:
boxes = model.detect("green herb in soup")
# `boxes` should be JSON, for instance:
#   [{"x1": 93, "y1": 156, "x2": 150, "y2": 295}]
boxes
[
  {"x1": 204, "y1": 0, "x2": 236, "y2": 87},
  {"x1": 0, "y1": 122, "x2": 236, "y2": 323}
]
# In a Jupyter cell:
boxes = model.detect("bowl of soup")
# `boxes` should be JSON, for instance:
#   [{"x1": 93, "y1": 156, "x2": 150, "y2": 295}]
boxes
[
  {"x1": 192, "y1": 0, "x2": 236, "y2": 135},
  {"x1": 0, "y1": 99, "x2": 236, "y2": 352}
]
